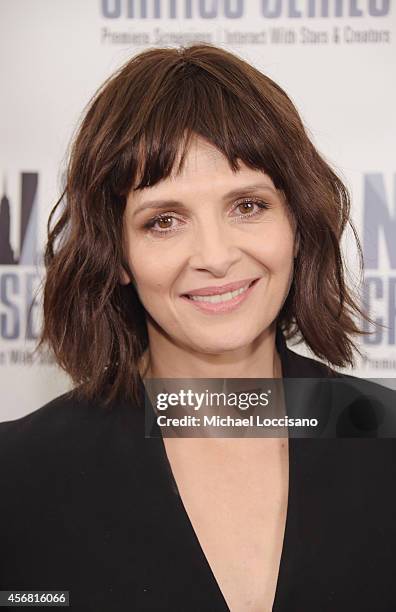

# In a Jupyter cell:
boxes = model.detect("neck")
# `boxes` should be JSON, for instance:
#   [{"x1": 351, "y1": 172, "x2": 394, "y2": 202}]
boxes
[{"x1": 140, "y1": 322, "x2": 283, "y2": 380}]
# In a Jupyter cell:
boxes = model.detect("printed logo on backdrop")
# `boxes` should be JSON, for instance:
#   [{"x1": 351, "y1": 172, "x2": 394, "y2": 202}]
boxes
[
  {"x1": 0, "y1": 173, "x2": 51, "y2": 368},
  {"x1": 99, "y1": 1, "x2": 391, "y2": 47},
  {"x1": 361, "y1": 173, "x2": 396, "y2": 371}
]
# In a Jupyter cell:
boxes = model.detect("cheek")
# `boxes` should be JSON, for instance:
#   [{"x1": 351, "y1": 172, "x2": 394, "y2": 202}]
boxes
[
  {"x1": 250, "y1": 228, "x2": 295, "y2": 273},
  {"x1": 128, "y1": 249, "x2": 179, "y2": 297},
  {"x1": 126, "y1": 230, "x2": 191, "y2": 287}
]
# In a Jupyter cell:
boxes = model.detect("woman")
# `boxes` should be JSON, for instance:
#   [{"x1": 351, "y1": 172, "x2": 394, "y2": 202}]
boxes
[{"x1": 0, "y1": 44, "x2": 395, "y2": 612}]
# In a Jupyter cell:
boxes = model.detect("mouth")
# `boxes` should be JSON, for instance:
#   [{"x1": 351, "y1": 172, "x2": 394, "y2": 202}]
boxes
[{"x1": 181, "y1": 278, "x2": 260, "y2": 313}]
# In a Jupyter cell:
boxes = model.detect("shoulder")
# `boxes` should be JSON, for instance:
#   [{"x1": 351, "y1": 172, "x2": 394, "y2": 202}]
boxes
[
  {"x1": 283, "y1": 344, "x2": 396, "y2": 438},
  {"x1": 0, "y1": 390, "x2": 102, "y2": 451},
  {"x1": 0, "y1": 389, "x2": 144, "y2": 480},
  {"x1": 0, "y1": 392, "x2": 91, "y2": 480},
  {"x1": 0, "y1": 388, "x2": 147, "y2": 531},
  {"x1": 283, "y1": 345, "x2": 341, "y2": 377},
  {"x1": 285, "y1": 347, "x2": 396, "y2": 438}
]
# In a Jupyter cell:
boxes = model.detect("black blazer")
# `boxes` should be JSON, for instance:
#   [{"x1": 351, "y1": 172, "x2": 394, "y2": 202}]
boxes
[{"x1": 0, "y1": 330, "x2": 396, "y2": 611}]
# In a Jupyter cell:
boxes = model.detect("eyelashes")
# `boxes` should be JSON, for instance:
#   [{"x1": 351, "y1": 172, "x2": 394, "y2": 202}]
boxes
[{"x1": 142, "y1": 198, "x2": 271, "y2": 237}]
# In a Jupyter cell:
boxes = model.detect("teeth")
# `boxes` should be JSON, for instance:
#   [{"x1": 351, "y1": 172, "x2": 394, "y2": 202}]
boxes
[{"x1": 189, "y1": 284, "x2": 250, "y2": 303}]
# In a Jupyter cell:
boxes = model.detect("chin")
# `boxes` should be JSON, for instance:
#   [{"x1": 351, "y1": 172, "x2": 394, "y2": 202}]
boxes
[{"x1": 187, "y1": 330, "x2": 258, "y2": 355}]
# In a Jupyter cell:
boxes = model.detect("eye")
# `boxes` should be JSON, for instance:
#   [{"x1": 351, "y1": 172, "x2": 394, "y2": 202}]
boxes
[
  {"x1": 232, "y1": 198, "x2": 270, "y2": 219},
  {"x1": 144, "y1": 213, "x2": 183, "y2": 235},
  {"x1": 142, "y1": 198, "x2": 270, "y2": 237},
  {"x1": 153, "y1": 215, "x2": 173, "y2": 229}
]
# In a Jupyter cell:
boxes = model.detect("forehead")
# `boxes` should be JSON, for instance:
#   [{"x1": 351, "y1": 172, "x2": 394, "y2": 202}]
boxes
[
  {"x1": 176, "y1": 136, "x2": 231, "y2": 172},
  {"x1": 135, "y1": 135, "x2": 277, "y2": 195}
]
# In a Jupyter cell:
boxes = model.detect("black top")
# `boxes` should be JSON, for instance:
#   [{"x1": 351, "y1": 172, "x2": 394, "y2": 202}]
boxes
[{"x1": 1, "y1": 330, "x2": 396, "y2": 611}]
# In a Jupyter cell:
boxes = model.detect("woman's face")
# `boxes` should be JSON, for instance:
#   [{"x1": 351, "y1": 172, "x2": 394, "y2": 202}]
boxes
[{"x1": 121, "y1": 136, "x2": 298, "y2": 355}]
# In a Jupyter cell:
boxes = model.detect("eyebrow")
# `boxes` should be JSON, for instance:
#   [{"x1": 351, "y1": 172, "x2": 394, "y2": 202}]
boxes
[{"x1": 131, "y1": 182, "x2": 278, "y2": 218}]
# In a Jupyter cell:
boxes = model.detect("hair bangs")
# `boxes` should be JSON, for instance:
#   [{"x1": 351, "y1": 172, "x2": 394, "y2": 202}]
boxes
[{"x1": 130, "y1": 61, "x2": 287, "y2": 196}]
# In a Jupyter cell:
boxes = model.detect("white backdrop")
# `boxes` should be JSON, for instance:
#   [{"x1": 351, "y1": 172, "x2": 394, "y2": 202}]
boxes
[{"x1": 0, "y1": 0, "x2": 395, "y2": 421}]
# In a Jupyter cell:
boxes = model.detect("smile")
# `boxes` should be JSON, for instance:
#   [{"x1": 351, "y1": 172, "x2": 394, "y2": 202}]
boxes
[
  {"x1": 189, "y1": 284, "x2": 250, "y2": 303},
  {"x1": 181, "y1": 278, "x2": 259, "y2": 314}
]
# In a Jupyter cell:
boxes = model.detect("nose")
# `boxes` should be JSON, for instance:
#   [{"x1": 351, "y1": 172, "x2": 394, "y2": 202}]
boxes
[{"x1": 188, "y1": 218, "x2": 242, "y2": 277}]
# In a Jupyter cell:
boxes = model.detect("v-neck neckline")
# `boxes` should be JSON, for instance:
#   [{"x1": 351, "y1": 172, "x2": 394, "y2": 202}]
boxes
[
  {"x1": 149, "y1": 326, "x2": 301, "y2": 611},
  {"x1": 157, "y1": 425, "x2": 297, "y2": 612}
]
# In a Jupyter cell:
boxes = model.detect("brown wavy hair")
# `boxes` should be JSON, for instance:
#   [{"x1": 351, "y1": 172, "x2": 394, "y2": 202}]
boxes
[{"x1": 34, "y1": 43, "x2": 374, "y2": 407}]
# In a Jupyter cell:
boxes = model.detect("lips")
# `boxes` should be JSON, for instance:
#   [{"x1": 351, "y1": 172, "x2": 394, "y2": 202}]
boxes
[
  {"x1": 180, "y1": 278, "x2": 260, "y2": 313},
  {"x1": 182, "y1": 278, "x2": 258, "y2": 298}
]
